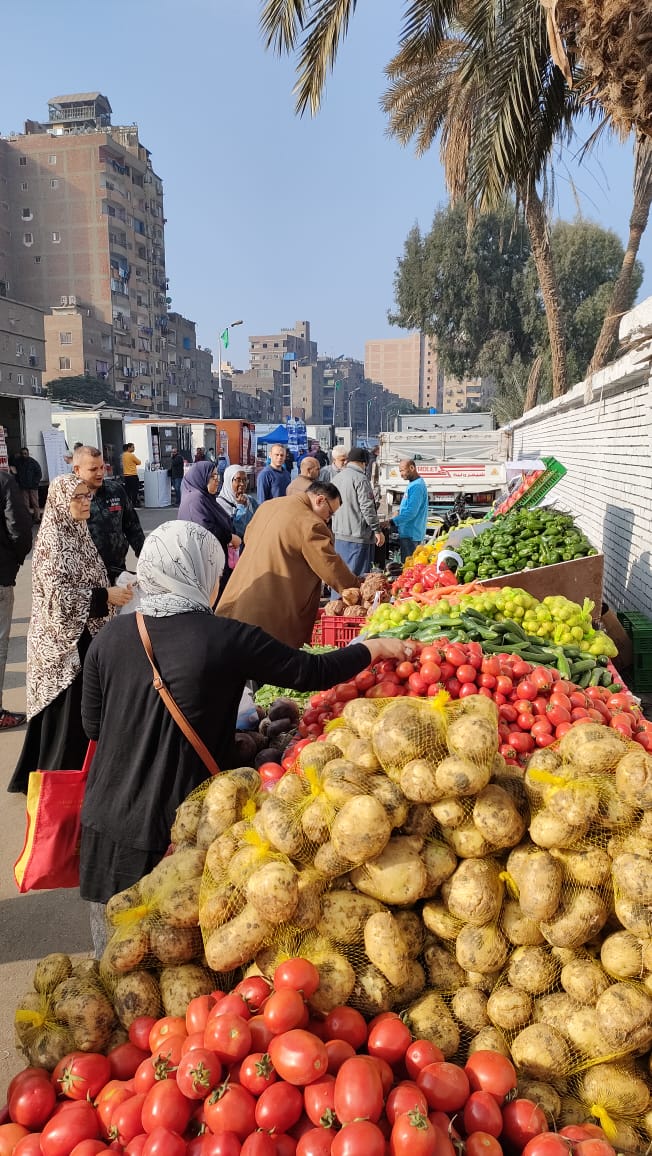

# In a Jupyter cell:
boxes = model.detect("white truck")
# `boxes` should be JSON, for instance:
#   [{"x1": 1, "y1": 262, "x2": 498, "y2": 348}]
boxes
[
  {"x1": 0, "y1": 394, "x2": 56, "y2": 485},
  {"x1": 51, "y1": 406, "x2": 127, "y2": 478},
  {"x1": 378, "y1": 428, "x2": 508, "y2": 521}
]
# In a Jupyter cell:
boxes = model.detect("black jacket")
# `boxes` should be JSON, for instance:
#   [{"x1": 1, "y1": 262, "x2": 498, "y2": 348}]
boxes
[
  {"x1": 12, "y1": 454, "x2": 42, "y2": 490},
  {"x1": 88, "y1": 479, "x2": 145, "y2": 581},
  {"x1": 0, "y1": 471, "x2": 33, "y2": 585},
  {"x1": 169, "y1": 452, "x2": 185, "y2": 480}
]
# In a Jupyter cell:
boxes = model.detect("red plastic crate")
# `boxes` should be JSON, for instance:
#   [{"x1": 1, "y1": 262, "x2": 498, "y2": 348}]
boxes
[
  {"x1": 321, "y1": 615, "x2": 366, "y2": 648},
  {"x1": 311, "y1": 610, "x2": 324, "y2": 647}
]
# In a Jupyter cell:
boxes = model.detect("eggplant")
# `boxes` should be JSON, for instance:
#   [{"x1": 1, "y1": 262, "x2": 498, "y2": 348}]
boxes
[
  {"x1": 267, "y1": 716, "x2": 293, "y2": 739},
  {"x1": 255, "y1": 747, "x2": 284, "y2": 769},
  {"x1": 268, "y1": 698, "x2": 301, "y2": 724},
  {"x1": 229, "y1": 731, "x2": 259, "y2": 767}
]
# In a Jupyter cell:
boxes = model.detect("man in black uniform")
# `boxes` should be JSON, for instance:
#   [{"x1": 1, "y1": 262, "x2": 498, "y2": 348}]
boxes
[{"x1": 73, "y1": 445, "x2": 145, "y2": 580}]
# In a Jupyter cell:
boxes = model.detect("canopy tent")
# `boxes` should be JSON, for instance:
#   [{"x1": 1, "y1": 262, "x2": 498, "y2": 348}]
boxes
[{"x1": 256, "y1": 424, "x2": 288, "y2": 444}]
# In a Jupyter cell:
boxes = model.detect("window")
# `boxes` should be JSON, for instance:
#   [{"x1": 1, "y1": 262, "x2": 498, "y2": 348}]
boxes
[
  {"x1": 49, "y1": 154, "x2": 57, "y2": 165},
  {"x1": 50, "y1": 178, "x2": 59, "y2": 189},
  {"x1": 21, "y1": 208, "x2": 32, "y2": 219},
  {"x1": 52, "y1": 231, "x2": 61, "y2": 243},
  {"x1": 16, "y1": 343, "x2": 23, "y2": 356},
  {"x1": 20, "y1": 181, "x2": 28, "y2": 191},
  {"x1": 59, "y1": 357, "x2": 71, "y2": 370},
  {"x1": 29, "y1": 344, "x2": 36, "y2": 356},
  {"x1": 34, "y1": 256, "x2": 41, "y2": 263},
  {"x1": 23, "y1": 233, "x2": 33, "y2": 245},
  {"x1": 16, "y1": 373, "x2": 23, "y2": 386},
  {"x1": 59, "y1": 332, "x2": 72, "y2": 345},
  {"x1": 31, "y1": 375, "x2": 38, "y2": 388},
  {"x1": 19, "y1": 156, "x2": 27, "y2": 166}
]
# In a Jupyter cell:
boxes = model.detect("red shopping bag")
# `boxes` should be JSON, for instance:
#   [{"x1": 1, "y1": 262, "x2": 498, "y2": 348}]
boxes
[{"x1": 13, "y1": 741, "x2": 97, "y2": 892}]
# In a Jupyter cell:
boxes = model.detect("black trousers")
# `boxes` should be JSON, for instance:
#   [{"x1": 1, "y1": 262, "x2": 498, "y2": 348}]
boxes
[{"x1": 123, "y1": 475, "x2": 140, "y2": 506}]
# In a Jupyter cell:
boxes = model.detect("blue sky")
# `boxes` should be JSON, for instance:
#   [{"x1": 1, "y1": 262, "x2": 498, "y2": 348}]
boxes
[{"x1": 2, "y1": 0, "x2": 647, "y2": 371}]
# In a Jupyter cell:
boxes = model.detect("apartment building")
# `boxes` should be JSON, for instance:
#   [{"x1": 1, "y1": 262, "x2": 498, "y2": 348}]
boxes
[
  {"x1": 0, "y1": 295, "x2": 45, "y2": 396},
  {"x1": 166, "y1": 312, "x2": 213, "y2": 414},
  {"x1": 365, "y1": 332, "x2": 441, "y2": 408},
  {"x1": 249, "y1": 320, "x2": 317, "y2": 415},
  {"x1": 43, "y1": 302, "x2": 113, "y2": 384},
  {"x1": 0, "y1": 94, "x2": 169, "y2": 409}
]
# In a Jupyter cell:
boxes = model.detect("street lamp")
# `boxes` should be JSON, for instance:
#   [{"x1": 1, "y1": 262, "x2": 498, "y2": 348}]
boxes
[
  {"x1": 348, "y1": 387, "x2": 361, "y2": 441},
  {"x1": 366, "y1": 398, "x2": 373, "y2": 443},
  {"x1": 217, "y1": 319, "x2": 243, "y2": 420}
]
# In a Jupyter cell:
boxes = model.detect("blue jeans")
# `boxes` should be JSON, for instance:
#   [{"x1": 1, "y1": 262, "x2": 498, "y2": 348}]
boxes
[
  {"x1": 172, "y1": 476, "x2": 182, "y2": 505},
  {"x1": 330, "y1": 539, "x2": 373, "y2": 598},
  {"x1": 399, "y1": 537, "x2": 420, "y2": 563}
]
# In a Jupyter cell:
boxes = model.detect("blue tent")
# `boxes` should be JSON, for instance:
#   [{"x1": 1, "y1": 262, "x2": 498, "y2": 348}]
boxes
[{"x1": 256, "y1": 424, "x2": 288, "y2": 443}]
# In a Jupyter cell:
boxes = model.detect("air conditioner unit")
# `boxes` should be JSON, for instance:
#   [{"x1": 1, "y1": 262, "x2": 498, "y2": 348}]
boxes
[
  {"x1": 60, "y1": 295, "x2": 68, "y2": 305},
  {"x1": 68, "y1": 294, "x2": 76, "y2": 305}
]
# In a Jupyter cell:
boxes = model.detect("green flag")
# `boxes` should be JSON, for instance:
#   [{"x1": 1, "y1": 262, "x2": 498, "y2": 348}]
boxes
[
  {"x1": 335, "y1": 380, "x2": 342, "y2": 390},
  {"x1": 220, "y1": 328, "x2": 229, "y2": 349}
]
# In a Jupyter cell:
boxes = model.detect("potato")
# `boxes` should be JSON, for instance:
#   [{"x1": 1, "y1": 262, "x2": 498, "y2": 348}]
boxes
[
  {"x1": 171, "y1": 795, "x2": 204, "y2": 845},
  {"x1": 351, "y1": 837, "x2": 428, "y2": 906},
  {"x1": 599, "y1": 782, "x2": 640, "y2": 830},
  {"x1": 298, "y1": 742, "x2": 342, "y2": 773},
  {"x1": 487, "y1": 986, "x2": 533, "y2": 1031},
  {"x1": 330, "y1": 731, "x2": 380, "y2": 772},
  {"x1": 259, "y1": 796, "x2": 304, "y2": 858},
  {"x1": 549, "y1": 846, "x2": 611, "y2": 888},
  {"x1": 102, "y1": 924, "x2": 150, "y2": 975},
  {"x1": 501, "y1": 900, "x2": 545, "y2": 947},
  {"x1": 369, "y1": 775, "x2": 410, "y2": 829},
  {"x1": 533, "y1": 992, "x2": 578, "y2": 1036},
  {"x1": 511, "y1": 1023, "x2": 572, "y2": 1079},
  {"x1": 431, "y1": 796, "x2": 467, "y2": 830},
  {"x1": 112, "y1": 970, "x2": 161, "y2": 1028},
  {"x1": 614, "y1": 894, "x2": 652, "y2": 937},
  {"x1": 595, "y1": 981, "x2": 652, "y2": 1052},
  {"x1": 196, "y1": 773, "x2": 257, "y2": 848},
  {"x1": 156, "y1": 876, "x2": 202, "y2": 929},
  {"x1": 466, "y1": 971, "x2": 503, "y2": 992},
  {"x1": 146, "y1": 846, "x2": 206, "y2": 890},
  {"x1": 451, "y1": 987, "x2": 489, "y2": 1032},
  {"x1": 600, "y1": 930, "x2": 644, "y2": 979},
  {"x1": 558, "y1": 723, "x2": 628, "y2": 773},
  {"x1": 615, "y1": 748, "x2": 652, "y2": 811},
  {"x1": 342, "y1": 699, "x2": 381, "y2": 739},
  {"x1": 560, "y1": 958, "x2": 611, "y2": 1005},
  {"x1": 33, "y1": 954, "x2": 73, "y2": 994},
  {"x1": 304, "y1": 941, "x2": 356, "y2": 1014},
  {"x1": 53, "y1": 978, "x2": 115, "y2": 1052},
  {"x1": 106, "y1": 882, "x2": 142, "y2": 922},
  {"x1": 330, "y1": 795, "x2": 391, "y2": 865},
  {"x1": 421, "y1": 840, "x2": 457, "y2": 897},
  {"x1": 406, "y1": 992, "x2": 459, "y2": 1058},
  {"x1": 350, "y1": 962, "x2": 393, "y2": 1017},
  {"x1": 517, "y1": 1082, "x2": 561, "y2": 1123},
  {"x1": 540, "y1": 889, "x2": 608, "y2": 950},
  {"x1": 199, "y1": 878, "x2": 243, "y2": 931},
  {"x1": 472, "y1": 785, "x2": 525, "y2": 849},
  {"x1": 313, "y1": 840, "x2": 354, "y2": 879},
  {"x1": 317, "y1": 890, "x2": 384, "y2": 943},
  {"x1": 578, "y1": 1062, "x2": 650, "y2": 1116},
  {"x1": 565, "y1": 1006, "x2": 612, "y2": 1059},
  {"x1": 424, "y1": 941, "x2": 466, "y2": 990},
  {"x1": 506, "y1": 846, "x2": 563, "y2": 922},
  {"x1": 246, "y1": 860, "x2": 299, "y2": 924},
  {"x1": 436, "y1": 756, "x2": 491, "y2": 798},
  {"x1": 364, "y1": 911, "x2": 410, "y2": 986},
  {"x1": 301, "y1": 797, "x2": 333, "y2": 844},
  {"x1": 150, "y1": 923, "x2": 201, "y2": 966},
  {"x1": 446, "y1": 715, "x2": 496, "y2": 764},
  {"x1": 402, "y1": 803, "x2": 436, "y2": 838},
  {"x1": 393, "y1": 910, "x2": 424, "y2": 958},
  {"x1": 25, "y1": 1027, "x2": 73, "y2": 1072},
  {"x1": 529, "y1": 808, "x2": 589, "y2": 849},
  {"x1": 400, "y1": 758, "x2": 441, "y2": 803},
  {"x1": 391, "y1": 961, "x2": 426, "y2": 1007},
  {"x1": 527, "y1": 746, "x2": 562, "y2": 775},
  {"x1": 293, "y1": 867, "x2": 326, "y2": 931},
  {"x1": 274, "y1": 773, "x2": 307, "y2": 804},
  {"x1": 456, "y1": 924, "x2": 509, "y2": 974},
  {"x1": 372, "y1": 699, "x2": 446, "y2": 775},
  {"x1": 456, "y1": 695, "x2": 499, "y2": 727},
  {"x1": 613, "y1": 852, "x2": 652, "y2": 905},
  {"x1": 508, "y1": 946, "x2": 559, "y2": 994},
  {"x1": 160, "y1": 964, "x2": 214, "y2": 1016},
  {"x1": 204, "y1": 904, "x2": 273, "y2": 971},
  {"x1": 444, "y1": 822, "x2": 492, "y2": 859},
  {"x1": 544, "y1": 778, "x2": 601, "y2": 828},
  {"x1": 446, "y1": 859, "x2": 504, "y2": 927},
  {"x1": 467, "y1": 1026, "x2": 510, "y2": 1058},
  {"x1": 422, "y1": 900, "x2": 461, "y2": 941}
]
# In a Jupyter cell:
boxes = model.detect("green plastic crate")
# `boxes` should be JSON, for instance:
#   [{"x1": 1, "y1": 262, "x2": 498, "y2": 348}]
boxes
[
  {"x1": 520, "y1": 456, "x2": 568, "y2": 509},
  {"x1": 617, "y1": 610, "x2": 652, "y2": 692}
]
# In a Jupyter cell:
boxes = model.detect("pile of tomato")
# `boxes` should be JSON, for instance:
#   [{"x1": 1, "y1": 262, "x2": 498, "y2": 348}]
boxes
[
  {"x1": 391, "y1": 565, "x2": 458, "y2": 598},
  {"x1": 296, "y1": 641, "x2": 652, "y2": 765},
  {"x1": 0, "y1": 958, "x2": 618, "y2": 1156}
]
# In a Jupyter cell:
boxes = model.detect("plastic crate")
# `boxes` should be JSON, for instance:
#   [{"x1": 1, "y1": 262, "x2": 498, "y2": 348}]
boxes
[
  {"x1": 321, "y1": 615, "x2": 366, "y2": 648},
  {"x1": 521, "y1": 456, "x2": 568, "y2": 508},
  {"x1": 617, "y1": 610, "x2": 652, "y2": 692},
  {"x1": 311, "y1": 610, "x2": 324, "y2": 647}
]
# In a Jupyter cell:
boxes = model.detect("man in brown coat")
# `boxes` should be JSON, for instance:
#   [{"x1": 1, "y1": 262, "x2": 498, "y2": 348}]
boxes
[{"x1": 217, "y1": 481, "x2": 360, "y2": 648}]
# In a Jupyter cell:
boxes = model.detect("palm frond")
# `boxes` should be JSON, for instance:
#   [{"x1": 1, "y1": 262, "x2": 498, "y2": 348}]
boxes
[
  {"x1": 291, "y1": 0, "x2": 359, "y2": 114},
  {"x1": 389, "y1": 0, "x2": 463, "y2": 74},
  {"x1": 260, "y1": 0, "x2": 308, "y2": 54}
]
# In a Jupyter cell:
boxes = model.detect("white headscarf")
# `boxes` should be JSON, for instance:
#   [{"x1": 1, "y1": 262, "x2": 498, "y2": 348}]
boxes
[
  {"x1": 217, "y1": 464, "x2": 249, "y2": 515},
  {"x1": 137, "y1": 521, "x2": 225, "y2": 617}
]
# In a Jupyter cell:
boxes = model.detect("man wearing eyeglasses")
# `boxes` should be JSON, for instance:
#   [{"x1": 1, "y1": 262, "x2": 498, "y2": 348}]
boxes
[
  {"x1": 217, "y1": 481, "x2": 360, "y2": 649},
  {"x1": 73, "y1": 445, "x2": 145, "y2": 581}
]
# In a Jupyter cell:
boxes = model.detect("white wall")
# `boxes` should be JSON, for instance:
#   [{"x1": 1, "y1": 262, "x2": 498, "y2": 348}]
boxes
[{"x1": 507, "y1": 301, "x2": 652, "y2": 616}]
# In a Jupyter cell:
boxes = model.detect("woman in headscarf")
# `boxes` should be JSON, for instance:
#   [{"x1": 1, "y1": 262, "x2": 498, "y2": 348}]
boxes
[
  {"x1": 216, "y1": 464, "x2": 259, "y2": 541},
  {"x1": 178, "y1": 460, "x2": 241, "y2": 574},
  {"x1": 8, "y1": 474, "x2": 133, "y2": 794},
  {"x1": 79, "y1": 520, "x2": 414, "y2": 949}
]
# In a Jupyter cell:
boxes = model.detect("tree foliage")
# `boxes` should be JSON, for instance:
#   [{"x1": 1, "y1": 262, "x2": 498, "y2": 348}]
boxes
[{"x1": 47, "y1": 375, "x2": 116, "y2": 406}]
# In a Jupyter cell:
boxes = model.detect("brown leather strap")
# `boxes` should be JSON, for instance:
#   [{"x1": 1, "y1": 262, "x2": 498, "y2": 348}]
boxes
[{"x1": 136, "y1": 612, "x2": 220, "y2": 776}]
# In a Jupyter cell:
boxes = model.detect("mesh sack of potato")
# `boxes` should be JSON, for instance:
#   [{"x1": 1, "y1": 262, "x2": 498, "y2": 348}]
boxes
[
  {"x1": 563, "y1": 1062, "x2": 652, "y2": 1151},
  {"x1": 609, "y1": 823, "x2": 652, "y2": 939},
  {"x1": 14, "y1": 954, "x2": 117, "y2": 1068}
]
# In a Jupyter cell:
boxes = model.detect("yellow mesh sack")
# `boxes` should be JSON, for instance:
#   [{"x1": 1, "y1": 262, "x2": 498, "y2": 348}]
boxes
[{"x1": 565, "y1": 1062, "x2": 651, "y2": 1150}]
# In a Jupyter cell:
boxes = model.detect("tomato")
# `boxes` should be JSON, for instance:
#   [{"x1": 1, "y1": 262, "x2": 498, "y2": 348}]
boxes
[
  {"x1": 7, "y1": 1069, "x2": 49, "y2": 1102},
  {"x1": 212, "y1": 993, "x2": 252, "y2": 1021},
  {"x1": 182, "y1": 1032, "x2": 207, "y2": 1056},
  {"x1": 41, "y1": 1103, "x2": 101, "y2": 1156},
  {"x1": 464, "y1": 1052, "x2": 516, "y2": 1105},
  {"x1": 204, "y1": 1013, "x2": 252, "y2": 1064},
  {"x1": 201, "y1": 1133, "x2": 242, "y2": 1156},
  {"x1": 390, "y1": 1109, "x2": 440, "y2": 1156},
  {"x1": 459, "y1": 683, "x2": 478, "y2": 698},
  {"x1": 404, "y1": 1040, "x2": 445, "y2": 1080},
  {"x1": 149, "y1": 1018, "x2": 187, "y2": 1055},
  {"x1": 507, "y1": 731, "x2": 535, "y2": 753},
  {"x1": 495, "y1": 676, "x2": 513, "y2": 695},
  {"x1": 204, "y1": 1084, "x2": 256, "y2": 1139},
  {"x1": 0, "y1": 1125, "x2": 29, "y2": 1156},
  {"x1": 465, "y1": 1133, "x2": 503, "y2": 1156},
  {"x1": 513, "y1": 699, "x2": 534, "y2": 715},
  {"x1": 417, "y1": 1062, "x2": 469, "y2": 1112},
  {"x1": 438, "y1": 662, "x2": 456, "y2": 682},
  {"x1": 463, "y1": 1092, "x2": 503, "y2": 1138},
  {"x1": 607, "y1": 692, "x2": 632, "y2": 711},
  {"x1": 58, "y1": 1054, "x2": 112, "y2": 1101},
  {"x1": 529, "y1": 667, "x2": 552, "y2": 691},
  {"x1": 367, "y1": 1016, "x2": 411, "y2": 1065},
  {"x1": 110, "y1": 1093, "x2": 146, "y2": 1146},
  {"x1": 249, "y1": 1015, "x2": 275, "y2": 1052},
  {"x1": 332, "y1": 1121, "x2": 385, "y2": 1156},
  {"x1": 521, "y1": 1136, "x2": 570, "y2": 1156},
  {"x1": 263, "y1": 990, "x2": 307, "y2": 1035},
  {"x1": 295, "y1": 1128, "x2": 334, "y2": 1156},
  {"x1": 501, "y1": 1099, "x2": 548, "y2": 1150},
  {"x1": 354, "y1": 670, "x2": 376, "y2": 692},
  {"x1": 259, "y1": 763, "x2": 286, "y2": 785},
  {"x1": 456, "y1": 664, "x2": 477, "y2": 684},
  {"x1": 256, "y1": 1082, "x2": 304, "y2": 1133},
  {"x1": 408, "y1": 672, "x2": 428, "y2": 694},
  {"x1": 530, "y1": 717, "x2": 553, "y2": 737},
  {"x1": 97, "y1": 1083, "x2": 134, "y2": 1137},
  {"x1": 444, "y1": 645, "x2": 467, "y2": 668},
  {"x1": 135, "y1": 1051, "x2": 179, "y2": 1095},
  {"x1": 70, "y1": 1144, "x2": 110, "y2": 1156},
  {"x1": 242, "y1": 1135, "x2": 277, "y2": 1156},
  {"x1": 141, "y1": 1128, "x2": 186, "y2": 1156},
  {"x1": 517, "y1": 713, "x2": 534, "y2": 730},
  {"x1": 141, "y1": 1082, "x2": 192, "y2": 1136},
  {"x1": 499, "y1": 705, "x2": 518, "y2": 723},
  {"x1": 323, "y1": 1007, "x2": 367, "y2": 1050},
  {"x1": 396, "y1": 662, "x2": 415, "y2": 680},
  {"x1": 8, "y1": 1074, "x2": 56, "y2": 1130},
  {"x1": 334, "y1": 683, "x2": 358, "y2": 703},
  {"x1": 366, "y1": 681, "x2": 402, "y2": 698},
  {"x1": 420, "y1": 662, "x2": 442, "y2": 685},
  {"x1": 239, "y1": 1051, "x2": 277, "y2": 1096},
  {"x1": 545, "y1": 704, "x2": 571, "y2": 727},
  {"x1": 479, "y1": 673, "x2": 496, "y2": 689},
  {"x1": 325, "y1": 1039, "x2": 355, "y2": 1073},
  {"x1": 512, "y1": 661, "x2": 533, "y2": 680},
  {"x1": 109, "y1": 1042, "x2": 149, "y2": 1082},
  {"x1": 274, "y1": 959, "x2": 320, "y2": 998},
  {"x1": 482, "y1": 656, "x2": 501, "y2": 677},
  {"x1": 333, "y1": 1057, "x2": 384, "y2": 1124},
  {"x1": 304, "y1": 1075, "x2": 336, "y2": 1127},
  {"x1": 573, "y1": 1142, "x2": 616, "y2": 1156},
  {"x1": 176, "y1": 1049, "x2": 223, "y2": 1100},
  {"x1": 13, "y1": 1136, "x2": 44, "y2": 1156},
  {"x1": 125, "y1": 1136, "x2": 148, "y2": 1156},
  {"x1": 446, "y1": 677, "x2": 461, "y2": 698},
  {"x1": 559, "y1": 1127, "x2": 606, "y2": 1143},
  {"x1": 385, "y1": 1082, "x2": 429, "y2": 1125},
  {"x1": 269, "y1": 1030, "x2": 329, "y2": 1087}
]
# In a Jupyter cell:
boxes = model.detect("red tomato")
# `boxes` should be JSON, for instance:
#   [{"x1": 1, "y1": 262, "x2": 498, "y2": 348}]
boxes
[
  {"x1": 444, "y1": 645, "x2": 467, "y2": 668},
  {"x1": 125, "y1": 1135, "x2": 149, "y2": 1156},
  {"x1": 41, "y1": 1103, "x2": 101, "y2": 1156},
  {"x1": 390, "y1": 1110, "x2": 440, "y2": 1156},
  {"x1": 512, "y1": 661, "x2": 534, "y2": 680},
  {"x1": 325, "y1": 1039, "x2": 355, "y2": 1074},
  {"x1": 255, "y1": 1083, "x2": 304, "y2": 1133},
  {"x1": 439, "y1": 662, "x2": 456, "y2": 682},
  {"x1": 141, "y1": 1082, "x2": 192, "y2": 1136},
  {"x1": 272, "y1": 1137, "x2": 297, "y2": 1156},
  {"x1": 417, "y1": 1063, "x2": 470, "y2": 1112},
  {"x1": 134, "y1": 1053, "x2": 178, "y2": 1095},
  {"x1": 367, "y1": 1017, "x2": 411, "y2": 1065},
  {"x1": 263, "y1": 990, "x2": 307, "y2": 1035},
  {"x1": 8, "y1": 1074, "x2": 56, "y2": 1130},
  {"x1": 110, "y1": 1094, "x2": 147, "y2": 1147},
  {"x1": 304, "y1": 1075, "x2": 336, "y2": 1127},
  {"x1": 420, "y1": 662, "x2": 442, "y2": 685},
  {"x1": 530, "y1": 667, "x2": 552, "y2": 691},
  {"x1": 58, "y1": 1054, "x2": 112, "y2": 1101},
  {"x1": 574, "y1": 1142, "x2": 616, "y2": 1156},
  {"x1": 420, "y1": 647, "x2": 442, "y2": 665},
  {"x1": 268, "y1": 1030, "x2": 329, "y2": 1087},
  {"x1": 141, "y1": 1128, "x2": 186, "y2": 1156},
  {"x1": 239, "y1": 1051, "x2": 277, "y2": 1096},
  {"x1": 212, "y1": 993, "x2": 252, "y2": 1021},
  {"x1": 334, "y1": 684, "x2": 358, "y2": 703},
  {"x1": 463, "y1": 1092, "x2": 503, "y2": 1138},
  {"x1": 464, "y1": 1052, "x2": 516, "y2": 1105},
  {"x1": 241, "y1": 1135, "x2": 277, "y2": 1156},
  {"x1": 7, "y1": 1069, "x2": 49, "y2": 1101},
  {"x1": 482, "y1": 657, "x2": 501, "y2": 677},
  {"x1": 465, "y1": 1133, "x2": 503, "y2": 1156},
  {"x1": 296, "y1": 1128, "x2": 334, "y2": 1156},
  {"x1": 515, "y1": 680, "x2": 537, "y2": 701},
  {"x1": 109, "y1": 1043, "x2": 149, "y2": 1082},
  {"x1": 176, "y1": 1049, "x2": 223, "y2": 1100},
  {"x1": 530, "y1": 717, "x2": 553, "y2": 736},
  {"x1": 559, "y1": 1127, "x2": 606, "y2": 1143},
  {"x1": 259, "y1": 764, "x2": 286, "y2": 785},
  {"x1": 70, "y1": 1144, "x2": 110, "y2": 1156},
  {"x1": 333, "y1": 1057, "x2": 384, "y2": 1124},
  {"x1": 385, "y1": 1082, "x2": 429, "y2": 1124},
  {"x1": 201, "y1": 1133, "x2": 242, "y2": 1156},
  {"x1": 274, "y1": 959, "x2": 320, "y2": 998},
  {"x1": 204, "y1": 1013, "x2": 252, "y2": 1064},
  {"x1": 479, "y1": 673, "x2": 497, "y2": 689},
  {"x1": 332, "y1": 1121, "x2": 385, "y2": 1156},
  {"x1": 408, "y1": 672, "x2": 428, "y2": 694},
  {"x1": 323, "y1": 1007, "x2": 367, "y2": 1050},
  {"x1": 521, "y1": 1136, "x2": 570, "y2": 1156},
  {"x1": 97, "y1": 1082, "x2": 134, "y2": 1137},
  {"x1": 129, "y1": 1018, "x2": 157, "y2": 1051},
  {"x1": 459, "y1": 683, "x2": 478, "y2": 698},
  {"x1": 396, "y1": 662, "x2": 415, "y2": 680},
  {"x1": 456, "y1": 664, "x2": 477, "y2": 684},
  {"x1": 499, "y1": 704, "x2": 518, "y2": 723},
  {"x1": 501, "y1": 1099, "x2": 548, "y2": 1150},
  {"x1": 149, "y1": 1019, "x2": 187, "y2": 1055},
  {"x1": 545, "y1": 704, "x2": 571, "y2": 727},
  {"x1": 495, "y1": 676, "x2": 513, "y2": 695},
  {"x1": 13, "y1": 1137, "x2": 44, "y2": 1156},
  {"x1": 446, "y1": 677, "x2": 461, "y2": 698},
  {"x1": 0, "y1": 1125, "x2": 29, "y2": 1156},
  {"x1": 507, "y1": 731, "x2": 535, "y2": 753},
  {"x1": 204, "y1": 1084, "x2": 256, "y2": 1139},
  {"x1": 249, "y1": 1015, "x2": 275, "y2": 1052},
  {"x1": 354, "y1": 670, "x2": 376, "y2": 692},
  {"x1": 182, "y1": 1032, "x2": 207, "y2": 1056},
  {"x1": 555, "y1": 721, "x2": 573, "y2": 737},
  {"x1": 404, "y1": 1040, "x2": 445, "y2": 1080},
  {"x1": 517, "y1": 713, "x2": 534, "y2": 730},
  {"x1": 606, "y1": 692, "x2": 632, "y2": 711},
  {"x1": 366, "y1": 682, "x2": 402, "y2": 698}
]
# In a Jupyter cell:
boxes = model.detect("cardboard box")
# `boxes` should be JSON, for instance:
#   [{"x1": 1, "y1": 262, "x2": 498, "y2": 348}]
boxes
[{"x1": 479, "y1": 553, "x2": 604, "y2": 614}]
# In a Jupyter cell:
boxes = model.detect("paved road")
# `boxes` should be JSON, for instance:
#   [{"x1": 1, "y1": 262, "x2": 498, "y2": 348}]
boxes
[{"x1": 0, "y1": 503, "x2": 174, "y2": 1092}]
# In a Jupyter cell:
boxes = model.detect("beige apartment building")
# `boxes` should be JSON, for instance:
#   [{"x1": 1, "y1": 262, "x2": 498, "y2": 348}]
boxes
[
  {"x1": 166, "y1": 312, "x2": 214, "y2": 414},
  {"x1": 44, "y1": 302, "x2": 113, "y2": 384},
  {"x1": 0, "y1": 295, "x2": 45, "y2": 396},
  {"x1": 249, "y1": 320, "x2": 317, "y2": 415},
  {"x1": 0, "y1": 94, "x2": 169, "y2": 409},
  {"x1": 365, "y1": 332, "x2": 441, "y2": 409}
]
